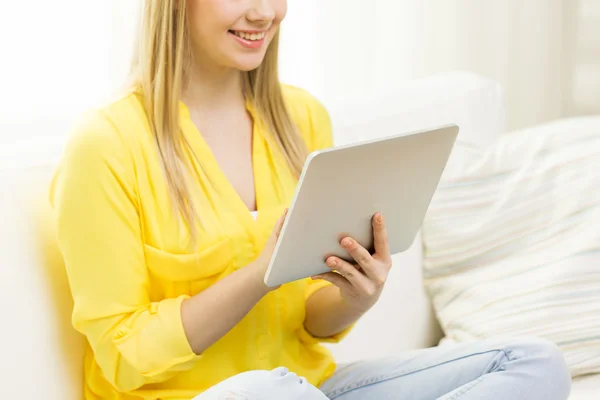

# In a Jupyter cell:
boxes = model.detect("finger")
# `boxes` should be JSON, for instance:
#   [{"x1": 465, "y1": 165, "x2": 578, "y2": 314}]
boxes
[
  {"x1": 325, "y1": 256, "x2": 370, "y2": 287},
  {"x1": 340, "y1": 237, "x2": 376, "y2": 276},
  {"x1": 274, "y1": 208, "x2": 289, "y2": 239},
  {"x1": 372, "y1": 212, "x2": 391, "y2": 261},
  {"x1": 312, "y1": 272, "x2": 353, "y2": 292}
]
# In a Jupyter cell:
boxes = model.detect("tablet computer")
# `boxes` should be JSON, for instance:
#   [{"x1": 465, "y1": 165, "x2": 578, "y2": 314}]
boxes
[{"x1": 263, "y1": 124, "x2": 459, "y2": 287}]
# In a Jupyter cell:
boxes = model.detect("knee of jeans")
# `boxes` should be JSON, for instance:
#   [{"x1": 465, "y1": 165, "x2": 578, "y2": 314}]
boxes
[{"x1": 509, "y1": 337, "x2": 572, "y2": 396}]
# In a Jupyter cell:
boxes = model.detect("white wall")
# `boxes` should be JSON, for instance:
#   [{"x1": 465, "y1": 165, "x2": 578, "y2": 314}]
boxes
[
  {"x1": 1, "y1": 1, "x2": 598, "y2": 147},
  {"x1": 280, "y1": 0, "x2": 588, "y2": 131},
  {"x1": 571, "y1": 0, "x2": 600, "y2": 115},
  {"x1": 0, "y1": 1, "x2": 117, "y2": 160},
  {"x1": 0, "y1": 2, "x2": 116, "y2": 120}
]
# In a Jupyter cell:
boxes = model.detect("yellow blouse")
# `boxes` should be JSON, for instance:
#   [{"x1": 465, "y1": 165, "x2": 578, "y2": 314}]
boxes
[{"x1": 50, "y1": 85, "x2": 349, "y2": 400}]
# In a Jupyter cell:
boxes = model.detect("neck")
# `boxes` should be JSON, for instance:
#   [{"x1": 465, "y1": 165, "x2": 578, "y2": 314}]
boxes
[{"x1": 183, "y1": 62, "x2": 245, "y2": 111}]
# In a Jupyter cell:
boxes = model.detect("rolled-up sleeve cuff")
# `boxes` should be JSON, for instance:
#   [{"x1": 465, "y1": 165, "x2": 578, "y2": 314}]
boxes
[
  {"x1": 113, "y1": 296, "x2": 201, "y2": 378},
  {"x1": 297, "y1": 323, "x2": 354, "y2": 344}
]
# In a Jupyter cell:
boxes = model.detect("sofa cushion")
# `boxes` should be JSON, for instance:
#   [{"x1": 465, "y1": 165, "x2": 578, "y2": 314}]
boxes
[{"x1": 422, "y1": 116, "x2": 600, "y2": 377}]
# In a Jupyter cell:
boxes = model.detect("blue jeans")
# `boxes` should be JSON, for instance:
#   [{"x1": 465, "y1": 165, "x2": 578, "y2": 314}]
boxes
[{"x1": 194, "y1": 337, "x2": 572, "y2": 399}]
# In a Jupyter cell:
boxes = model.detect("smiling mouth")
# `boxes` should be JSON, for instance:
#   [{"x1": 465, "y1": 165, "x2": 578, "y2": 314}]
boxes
[{"x1": 229, "y1": 30, "x2": 267, "y2": 41}]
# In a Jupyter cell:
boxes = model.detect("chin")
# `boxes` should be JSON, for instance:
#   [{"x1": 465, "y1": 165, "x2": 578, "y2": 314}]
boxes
[{"x1": 231, "y1": 54, "x2": 268, "y2": 72}]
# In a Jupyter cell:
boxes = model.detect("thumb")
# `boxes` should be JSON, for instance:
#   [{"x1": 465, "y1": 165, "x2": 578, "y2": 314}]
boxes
[
  {"x1": 268, "y1": 208, "x2": 288, "y2": 245},
  {"x1": 257, "y1": 209, "x2": 289, "y2": 275}
]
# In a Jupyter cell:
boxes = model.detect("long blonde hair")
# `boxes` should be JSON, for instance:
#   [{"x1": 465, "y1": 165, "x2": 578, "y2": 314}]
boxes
[{"x1": 129, "y1": 0, "x2": 308, "y2": 230}]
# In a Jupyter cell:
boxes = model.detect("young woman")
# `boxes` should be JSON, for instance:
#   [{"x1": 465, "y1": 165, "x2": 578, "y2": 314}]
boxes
[{"x1": 51, "y1": 1, "x2": 572, "y2": 399}]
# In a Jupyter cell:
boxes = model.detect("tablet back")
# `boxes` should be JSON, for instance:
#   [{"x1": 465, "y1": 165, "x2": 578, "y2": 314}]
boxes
[{"x1": 264, "y1": 124, "x2": 459, "y2": 287}]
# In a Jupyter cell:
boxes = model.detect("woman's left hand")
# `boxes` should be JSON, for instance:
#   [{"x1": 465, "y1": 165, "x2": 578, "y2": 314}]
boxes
[{"x1": 312, "y1": 212, "x2": 392, "y2": 314}]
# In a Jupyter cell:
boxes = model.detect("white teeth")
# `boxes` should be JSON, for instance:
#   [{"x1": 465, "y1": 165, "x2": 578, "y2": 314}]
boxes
[{"x1": 232, "y1": 31, "x2": 266, "y2": 41}]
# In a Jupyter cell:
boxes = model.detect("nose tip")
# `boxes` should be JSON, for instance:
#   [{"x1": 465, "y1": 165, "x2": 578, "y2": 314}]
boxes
[{"x1": 247, "y1": 0, "x2": 276, "y2": 22}]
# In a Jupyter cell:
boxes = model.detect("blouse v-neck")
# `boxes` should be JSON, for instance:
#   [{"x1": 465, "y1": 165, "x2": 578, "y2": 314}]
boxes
[{"x1": 178, "y1": 100, "x2": 284, "y2": 229}]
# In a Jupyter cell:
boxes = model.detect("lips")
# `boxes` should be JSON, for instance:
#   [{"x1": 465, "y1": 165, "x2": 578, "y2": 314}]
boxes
[
  {"x1": 228, "y1": 29, "x2": 269, "y2": 50},
  {"x1": 229, "y1": 30, "x2": 267, "y2": 41}
]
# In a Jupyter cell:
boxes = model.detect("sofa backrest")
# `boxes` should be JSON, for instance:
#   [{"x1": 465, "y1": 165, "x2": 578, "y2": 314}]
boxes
[
  {"x1": 325, "y1": 71, "x2": 506, "y2": 363},
  {"x1": 0, "y1": 160, "x2": 84, "y2": 399}
]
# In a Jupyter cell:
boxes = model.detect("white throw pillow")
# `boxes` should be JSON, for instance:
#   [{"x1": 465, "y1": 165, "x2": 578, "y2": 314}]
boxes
[{"x1": 422, "y1": 117, "x2": 600, "y2": 377}]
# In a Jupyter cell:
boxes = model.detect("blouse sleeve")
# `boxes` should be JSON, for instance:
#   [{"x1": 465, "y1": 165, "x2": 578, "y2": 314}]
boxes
[{"x1": 50, "y1": 110, "x2": 200, "y2": 392}]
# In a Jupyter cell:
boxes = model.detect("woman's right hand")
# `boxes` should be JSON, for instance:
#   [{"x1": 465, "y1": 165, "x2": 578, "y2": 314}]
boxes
[
  {"x1": 250, "y1": 209, "x2": 288, "y2": 292},
  {"x1": 181, "y1": 209, "x2": 289, "y2": 354}
]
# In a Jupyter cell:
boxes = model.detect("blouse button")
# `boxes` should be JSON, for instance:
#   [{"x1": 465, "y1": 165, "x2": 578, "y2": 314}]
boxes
[{"x1": 114, "y1": 328, "x2": 128, "y2": 339}]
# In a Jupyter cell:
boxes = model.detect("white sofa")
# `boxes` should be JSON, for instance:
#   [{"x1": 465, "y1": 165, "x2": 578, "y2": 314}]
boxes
[{"x1": 1, "y1": 72, "x2": 598, "y2": 399}]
